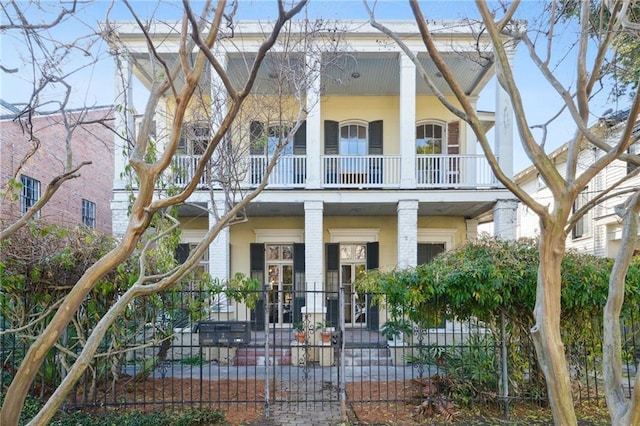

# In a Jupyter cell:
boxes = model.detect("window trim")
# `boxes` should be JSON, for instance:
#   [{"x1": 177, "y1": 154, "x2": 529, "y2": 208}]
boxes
[{"x1": 338, "y1": 120, "x2": 369, "y2": 156}]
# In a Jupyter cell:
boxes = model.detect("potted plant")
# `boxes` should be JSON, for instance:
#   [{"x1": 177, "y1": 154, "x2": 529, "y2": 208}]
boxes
[
  {"x1": 315, "y1": 320, "x2": 333, "y2": 344},
  {"x1": 293, "y1": 322, "x2": 305, "y2": 344},
  {"x1": 380, "y1": 318, "x2": 412, "y2": 344}
]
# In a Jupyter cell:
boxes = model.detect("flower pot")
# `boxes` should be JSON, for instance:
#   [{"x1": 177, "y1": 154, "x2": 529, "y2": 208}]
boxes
[
  {"x1": 320, "y1": 331, "x2": 331, "y2": 344},
  {"x1": 294, "y1": 331, "x2": 305, "y2": 344}
]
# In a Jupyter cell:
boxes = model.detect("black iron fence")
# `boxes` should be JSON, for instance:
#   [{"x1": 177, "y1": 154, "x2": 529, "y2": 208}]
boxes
[{"x1": 1, "y1": 287, "x2": 638, "y2": 418}]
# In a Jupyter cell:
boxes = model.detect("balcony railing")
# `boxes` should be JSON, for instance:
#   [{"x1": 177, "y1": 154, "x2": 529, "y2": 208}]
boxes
[
  {"x1": 322, "y1": 155, "x2": 401, "y2": 188},
  {"x1": 171, "y1": 154, "x2": 498, "y2": 189},
  {"x1": 416, "y1": 154, "x2": 498, "y2": 188}
]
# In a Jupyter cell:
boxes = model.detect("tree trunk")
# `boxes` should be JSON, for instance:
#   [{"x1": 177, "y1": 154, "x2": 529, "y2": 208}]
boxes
[{"x1": 530, "y1": 227, "x2": 578, "y2": 425}]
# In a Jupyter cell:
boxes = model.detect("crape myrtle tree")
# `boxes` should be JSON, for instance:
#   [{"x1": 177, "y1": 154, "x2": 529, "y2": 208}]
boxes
[
  {"x1": 0, "y1": 0, "x2": 115, "y2": 240},
  {"x1": 366, "y1": 0, "x2": 639, "y2": 425},
  {"x1": 0, "y1": 0, "x2": 337, "y2": 424}
]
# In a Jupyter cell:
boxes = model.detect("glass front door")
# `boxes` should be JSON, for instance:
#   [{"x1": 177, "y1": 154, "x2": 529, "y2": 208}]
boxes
[
  {"x1": 266, "y1": 244, "x2": 294, "y2": 326},
  {"x1": 340, "y1": 244, "x2": 367, "y2": 326}
]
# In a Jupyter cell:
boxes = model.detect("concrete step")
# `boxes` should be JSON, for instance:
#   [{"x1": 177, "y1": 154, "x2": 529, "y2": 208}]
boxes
[
  {"x1": 343, "y1": 347, "x2": 392, "y2": 366},
  {"x1": 234, "y1": 347, "x2": 292, "y2": 366}
]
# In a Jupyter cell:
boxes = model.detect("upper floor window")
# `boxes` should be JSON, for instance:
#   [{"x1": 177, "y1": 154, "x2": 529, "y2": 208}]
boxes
[
  {"x1": 179, "y1": 123, "x2": 210, "y2": 155},
  {"x1": 416, "y1": 122, "x2": 444, "y2": 154},
  {"x1": 572, "y1": 188, "x2": 591, "y2": 239},
  {"x1": 82, "y1": 199, "x2": 96, "y2": 229},
  {"x1": 628, "y1": 141, "x2": 639, "y2": 173},
  {"x1": 250, "y1": 121, "x2": 305, "y2": 156},
  {"x1": 20, "y1": 175, "x2": 40, "y2": 216},
  {"x1": 340, "y1": 123, "x2": 368, "y2": 156}
]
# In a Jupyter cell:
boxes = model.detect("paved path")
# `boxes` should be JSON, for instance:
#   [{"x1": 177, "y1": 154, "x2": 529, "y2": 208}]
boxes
[{"x1": 248, "y1": 379, "x2": 344, "y2": 425}]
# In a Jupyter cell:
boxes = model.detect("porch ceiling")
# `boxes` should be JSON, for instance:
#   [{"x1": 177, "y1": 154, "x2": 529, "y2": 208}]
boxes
[
  {"x1": 132, "y1": 50, "x2": 493, "y2": 97},
  {"x1": 242, "y1": 200, "x2": 495, "y2": 219}
]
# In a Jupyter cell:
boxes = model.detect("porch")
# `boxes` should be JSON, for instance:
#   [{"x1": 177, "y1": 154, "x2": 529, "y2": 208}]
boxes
[{"x1": 172, "y1": 153, "x2": 499, "y2": 189}]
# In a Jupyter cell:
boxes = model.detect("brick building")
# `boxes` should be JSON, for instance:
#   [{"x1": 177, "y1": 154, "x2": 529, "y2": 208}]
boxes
[{"x1": 0, "y1": 105, "x2": 115, "y2": 234}]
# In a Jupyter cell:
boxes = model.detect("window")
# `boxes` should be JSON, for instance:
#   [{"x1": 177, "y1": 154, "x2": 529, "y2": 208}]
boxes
[
  {"x1": 628, "y1": 141, "x2": 639, "y2": 173},
  {"x1": 572, "y1": 188, "x2": 591, "y2": 239},
  {"x1": 340, "y1": 124, "x2": 368, "y2": 156},
  {"x1": 416, "y1": 122, "x2": 444, "y2": 154},
  {"x1": 20, "y1": 175, "x2": 40, "y2": 216},
  {"x1": 82, "y1": 199, "x2": 96, "y2": 229},
  {"x1": 178, "y1": 123, "x2": 210, "y2": 155}
]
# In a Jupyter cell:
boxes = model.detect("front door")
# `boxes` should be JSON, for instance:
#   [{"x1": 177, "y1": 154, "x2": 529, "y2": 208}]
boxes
[
  {"x1": 266, "y1": 244, "x2": 294, "y2": 326},
  {"x1": 340, "y1": 244, "x2": 367, "y2": 326}
]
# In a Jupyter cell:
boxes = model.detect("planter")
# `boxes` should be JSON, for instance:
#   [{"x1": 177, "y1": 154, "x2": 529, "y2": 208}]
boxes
[
  {"x1": 320, "y1": 331, "x2": 331, "y2": 344},
  {"x1": 294, "y1": 331, "x2": 305, "y2": 344}
]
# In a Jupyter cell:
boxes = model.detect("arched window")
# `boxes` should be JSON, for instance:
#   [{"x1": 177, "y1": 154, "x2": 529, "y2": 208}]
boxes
[
  {"x1": 416, "y1": 122, "x2": 444, "y2": 154},
  {"x1": 340, "y1": 123, "x2": 368, "y2": 156}
]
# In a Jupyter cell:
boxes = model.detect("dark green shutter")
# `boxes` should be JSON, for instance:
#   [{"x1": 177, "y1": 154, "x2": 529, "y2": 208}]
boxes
[
  {"x1": 250, "y1": 121, "x2": 264, "y2": 155},
  {"x1": 366, "y1": 242, "x2": 379, "y2": 330},
  {"x1": 250, "y1": 243, "x2": 265, "y2": 330},
  {"x1": 326, "y1": 243, "x2": 340, "y2": 327},
  {"x1": 417, "y1": 243, "x2": 446, "y2": 265},
  {"x1": 324, "y1": 120, "x2": 339, "y2": 154},
  {"x1": 293, "y1": 120, "x2": 306, "y2": 154},
  {"x1": 293, "y1": 243, "x2": 306, "y2": 324},
  {"x1": 368, "y1": 120, "x2": 383, "y2": 155}
]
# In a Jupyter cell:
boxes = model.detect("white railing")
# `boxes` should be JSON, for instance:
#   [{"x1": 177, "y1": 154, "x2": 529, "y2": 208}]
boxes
[
  {"x1": 171, "y1": 154, "x2": 498, "y2": 189},
  {"x1": 247, "y1": 155, "x2": 307, "y2": 188},
  {"x1": 416, "y1": 154, "x2": 498, "y2": 188},
  {"x1": 322, "y1": 155, "x2": 401, "y2": 188}
]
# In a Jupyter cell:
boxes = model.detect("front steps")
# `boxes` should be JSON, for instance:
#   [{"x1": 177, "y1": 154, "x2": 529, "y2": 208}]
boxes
[{"x1": 231, "y1": 344, "x2": 392, "y2": 366}]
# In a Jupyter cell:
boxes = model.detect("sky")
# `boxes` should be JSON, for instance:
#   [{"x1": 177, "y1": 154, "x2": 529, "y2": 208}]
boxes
[{"x1": 0, "y1": 0, "x2": 627, "y2": 173}]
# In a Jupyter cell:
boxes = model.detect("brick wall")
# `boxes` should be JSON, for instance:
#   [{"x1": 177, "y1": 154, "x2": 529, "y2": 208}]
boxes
[{"x1": 0, "y1": 107, "x2": 115, "y2": 234}]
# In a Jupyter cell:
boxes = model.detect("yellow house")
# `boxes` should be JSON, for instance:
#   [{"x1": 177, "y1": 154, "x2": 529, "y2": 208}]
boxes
[{"x1": 109, "y1": 19, "x2": 518, "y2": 333}]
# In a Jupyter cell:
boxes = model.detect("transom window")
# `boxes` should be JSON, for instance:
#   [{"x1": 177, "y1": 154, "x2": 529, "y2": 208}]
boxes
[
  {"x1": 20, "y1": 175, "x2": 40, "y2": 216},
  {"x1": 416, "y1": 122, "x2": 444, "y2": 154},
  {"x1": 82, "y1": 199, "x2": 96, "y2": 229},
  {"x1": 340, "y1": 123, "x2": 368, "y2": 156}
]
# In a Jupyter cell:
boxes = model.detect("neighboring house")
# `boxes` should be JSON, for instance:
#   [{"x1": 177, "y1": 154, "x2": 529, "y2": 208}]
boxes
[
  {"x1": 0, "y1": 104, "x2": 115, "y2": 234},
  {"x1": 109, "y1": 20, "x2": 519, "y2": 330},
  {"x1": 516, "y1": 109, "x2": 640, "y2": 258}
]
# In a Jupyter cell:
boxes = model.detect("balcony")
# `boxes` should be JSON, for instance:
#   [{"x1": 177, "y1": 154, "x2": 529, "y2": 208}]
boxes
[{"x1": 171, "y1": 154, "x2": 498, "y2": 189}]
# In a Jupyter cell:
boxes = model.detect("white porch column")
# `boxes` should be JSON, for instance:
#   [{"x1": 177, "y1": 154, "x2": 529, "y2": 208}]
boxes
[
  {"x1": 397, "y1": 200, "x2": 419, "y2": 269},
  {"x1": 303, "y1": 200, "x2": 324, "y2": 313},
  {"x1": 495, "y1": 53, "x2": 515, "y2": 179},
  {"x1": 155, "y1": 98, "x2": 167, "y2": 157},
  {"x1": 306, "y1": 53, "x2": 322, "y2": 189},
  {"x1": 113, "y1": 53, "x2": 134, "y2": 190},
  {"x1": 493, "y1": 199, "x2": 518, "y2": 241},
  {"x1": 208, "y1": 199, "x2": 231, "y2": 311},
  {"x1": 465, "y1": 218, "x2": 479, "y2": 241},
  {"x1": 399, "y1": 53, "x2": 417, "y2": 189},
  {"x1": 465, "y1": 97, "x2": 478, "y2": 186}
]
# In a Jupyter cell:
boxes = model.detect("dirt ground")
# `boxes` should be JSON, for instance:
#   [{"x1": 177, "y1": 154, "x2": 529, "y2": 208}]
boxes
[{"x1": 73, "y1": 377, "x2": 610, "y2": 425}]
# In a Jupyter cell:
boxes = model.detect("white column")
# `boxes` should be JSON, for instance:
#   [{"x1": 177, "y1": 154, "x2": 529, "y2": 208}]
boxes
[
  {"x1": 493, "y1": 199, "x2": 518, "y2": 241},
  {"x1": 306, "y1": 53, "x2": 322, "y2": 189},
  {"x1": 209, "y1": 199, "x2": 231, "y2": 311},
  {"x1": 399, "y1": 54, "x2": 417, "y2": 189},
  {"x1": 465, "y1": 218, "x2": 479, "y2": 241},
  {"x1": 155, "y1": 98, "x2": 167, "y2": 157},
  {"x1": 495, "y1": 53, "x2": 515, "y2": 179},
  {"x1": 303, "y1": 200, "x2": 324, "y2": 313},
  {"x1": 465, "y1": 97, "x2": 478, "y2": 186},
  {"x1": 113, "y1": 53, "x2": 134, "y2": 190},
  {"x1": 397, "y1": 200, "x2": 419, "y2": 269}
]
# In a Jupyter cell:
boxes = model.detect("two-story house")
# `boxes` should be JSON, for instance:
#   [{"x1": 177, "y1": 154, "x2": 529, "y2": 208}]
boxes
[
  {"x1": 516, "y1": 109, "x2": 640, "y2": 258},
  {"x1": 0, "y1": 104, "x2": 114, "y2": 234},
  {"x1": 109, "y1": 20, "x2": 518, "y2": 331}
]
